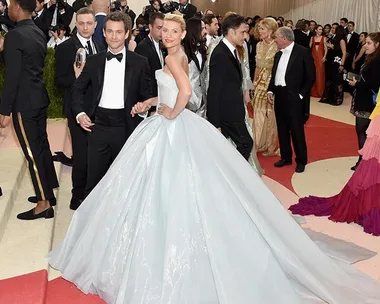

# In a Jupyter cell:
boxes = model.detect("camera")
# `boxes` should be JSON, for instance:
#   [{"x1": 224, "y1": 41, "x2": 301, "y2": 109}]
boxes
[
  {"x1": 49, "y1": 25, "x2": 59, "y2": 33},
  {"x1": 161, "y1": 1, "x2": 179, "y2": 14}
]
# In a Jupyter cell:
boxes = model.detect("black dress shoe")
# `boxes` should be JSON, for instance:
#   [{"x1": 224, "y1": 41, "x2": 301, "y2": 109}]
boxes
[
  {"x1": 70, "y1": 198, "x2": 83, "y2": 210},
  {"x1": 17, "y1": 207, "x2": 54, "y2": 220},
  {"x1": 28, "y1": 196, "x2": 56, "y2": 206},
  {"x1": 351, "y1": 163, "x2": 360, "y2": 171},
  {"x1": 274, "y1": 159, "x2": 292, "y2": 168},
  {"x1": 295, "y1": 164, "x2": 305, "y2": 173}
]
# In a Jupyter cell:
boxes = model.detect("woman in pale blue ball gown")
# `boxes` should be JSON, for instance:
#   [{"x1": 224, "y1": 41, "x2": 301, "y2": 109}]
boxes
[{"x1": 48, "y1": 14, "x2": 380, "y2": 304}]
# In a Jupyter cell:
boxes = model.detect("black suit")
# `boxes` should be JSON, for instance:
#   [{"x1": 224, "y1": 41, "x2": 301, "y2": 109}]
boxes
[
  {"x1": 55, "y1": 35, "x2": 103, "y2": 201},
  {"x1": 44, "y1": 3, "x2": 74, "y2": 28},
  {"x1": 135, "y1": 36, "x2": 165, "y2": 97},
  {"x1": 72, "y1": 50, "x2": 153, "y2": 195},
  {"x1": 268, "y1": 43, "x2": 316, "y2": 165},
  {"x1": 0, "y1": 19, "x2": 58, "y2": 201},
  {"x1": 180, "y1": 3, "x2": 197, "y2": 20},
  {"x1": 294, "y1": 29, "x2": 310, "y2": 49},
  {"x1": 33, "y1": 8, "x2": 53, "y2": 40},
  {"x1": 207, "y1": 40, "x2": 253, "y2": 160},
  {"x1": 345, "y1": 31, "x2": 360, "y2": 71}
]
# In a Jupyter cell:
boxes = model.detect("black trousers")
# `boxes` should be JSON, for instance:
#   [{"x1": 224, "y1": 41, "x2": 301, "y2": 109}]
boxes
[
  {"x1": 274, "y1": 87, "x2": 308, "y2": 165},
  {"x1": 67, "y1": 112, "x2": 88, "y2": 200},
  {"x1": 221, "y1": 120, "x2": 253, "y2": 161},
  {"x1": 12, "y1": 107, "x2": 59, "y2": 201},
  {"x1": 85, "y1": 108, "x2": 127, "y2": 197}
]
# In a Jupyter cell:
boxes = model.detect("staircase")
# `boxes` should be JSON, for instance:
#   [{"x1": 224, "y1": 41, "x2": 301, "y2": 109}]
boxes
[{"x1": 0, "y1": 119, "x2": 104, "y2": 303}]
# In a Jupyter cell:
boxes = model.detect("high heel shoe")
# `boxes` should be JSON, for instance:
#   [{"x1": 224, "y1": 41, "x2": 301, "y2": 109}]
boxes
[{"x1": 17, "y1": 207, "x2": 54, "y2": 220}]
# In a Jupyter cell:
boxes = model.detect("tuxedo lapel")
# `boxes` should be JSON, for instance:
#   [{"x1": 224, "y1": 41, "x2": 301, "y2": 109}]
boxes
[
  {"x1": 286, "y1": 46, "x2": 299, "y2": 75},
  {"x1": 96, "y1": 52, "x2": 107, "y2": 102},
  {"x1": 124, "y1": 51, "x2": 135, "y2": 104},
  {"x1": 273, "y1": 51, "x2": 281, "y2": 75},
  {"x1": 220, "y1": 41, "x2": 242, "y2": 79},
  {"x1": 72, "y1": 34, "x2": 83, "y2": 51},
  {"x1": 148, "y1": 37, "x2": 162, "y2": 68}
]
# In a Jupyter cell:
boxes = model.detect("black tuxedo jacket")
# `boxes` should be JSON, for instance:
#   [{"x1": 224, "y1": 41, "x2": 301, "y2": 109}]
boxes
[
  {"x1": 0, "y1": 19, "x2": 49, "y2": 116},
  {"x1": 207, "y1": 40, "x2": 244, "y2": 128},
  {"x1": 135, "y1": 36, "x2": 166, "y2": 97},
  {"x1": 294, "y1": 29, "x2": 310, "y2": 49},
  {"x1": 181, "y1": 3, "x2": 197, "y2": 20},
  {"x1": 72, "y1": 50, "x2": 153, "y2": 138},
  {"x1": 33, "y1": 8, "x2": 53, "y2": 40},
  {"x1": 44, "y1": 3, "x2": 74, "y2": 28},
  {"x1": 55, "y1": 35, "x2": 103, "y2": 117},
  {"x1": 268, "y1": 43, "x2": 316, "y2": 116},
  {"x1": 347, "y1": 32, "x2": 360, "y2": 55}
]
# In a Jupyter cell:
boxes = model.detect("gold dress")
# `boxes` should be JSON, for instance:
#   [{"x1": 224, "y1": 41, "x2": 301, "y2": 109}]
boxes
[{"x1": 251, "y1": 41, "x2": 279, "y2": 156}]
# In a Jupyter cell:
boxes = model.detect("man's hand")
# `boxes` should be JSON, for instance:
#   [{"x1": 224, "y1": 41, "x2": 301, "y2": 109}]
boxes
[
  {"x1": 217, "y1": 127, "x2": 222, "y2": 133},
  {"x1": 0, "y1": 35, "x2": 5, "y2": 52},
  {"x1": 267, "y1": 92, "x2": 274, "y2": 105},
  {"x1": 0, "y1": 114, "x2": 11, "y2": 128},
  {"x1": 131, "y1": 101, "x2": 151, "y2": 117},
  {"x1": 73, "y1": 62, "x2": 85, "y2": 79},
  {"x1": 77, "y1": 113, "x2": 94, "y2": 132}
]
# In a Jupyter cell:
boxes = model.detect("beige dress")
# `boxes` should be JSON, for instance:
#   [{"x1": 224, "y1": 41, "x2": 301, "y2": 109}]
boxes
[{"x1": 251, "y1": 41, "x2": 279, "y2": 156}]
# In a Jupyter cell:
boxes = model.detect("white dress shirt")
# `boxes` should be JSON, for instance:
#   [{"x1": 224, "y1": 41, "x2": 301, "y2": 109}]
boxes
[
  {"x1": 149, "y1": 34, "x2": 164, "y2": 67},
  {"x1": 99, "y1": 47, "x2": 126, "y2": 109},
  {"x1": 47, "y1": 35, "x2": 69, "y2": 48},
  {"x1": 206, "y1": 34, "x2": 216, "y2": 47},
  {"x1": 274, "y1": 42, "x2": 294, "y2": 87},
  {"x1": 77, "y1": 33, "x2": 96, "y2": 55},
  {"x1": 222, "y1": 37, "x2": 237, "y2": 59}
]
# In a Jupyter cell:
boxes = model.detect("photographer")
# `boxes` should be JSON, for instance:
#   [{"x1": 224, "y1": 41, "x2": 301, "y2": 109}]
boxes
[
  {"x1": 134, "y1": 16, "x2": 149, "y2": 44},
  {"x1": 44, "y1": 0, "x2": 74, "y2": 29},
  {"x1": 161, "y1": 0, "x2": 196, "y2": 20},
  {"x1": 47, "y1": 24, "x2": 69, "y2": 48},
  {"x1": 139, "y1": 0, "x2": 161, "y2": 25}
]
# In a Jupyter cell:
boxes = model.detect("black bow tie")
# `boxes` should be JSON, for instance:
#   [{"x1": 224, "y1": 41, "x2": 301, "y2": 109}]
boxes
[{"x1": 106, "y1": 51, "x2": 123, "y2": 62}]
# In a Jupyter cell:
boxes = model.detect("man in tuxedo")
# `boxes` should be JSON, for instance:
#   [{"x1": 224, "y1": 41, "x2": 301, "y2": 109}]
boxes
[
  {"x1": 135, "y1": 11, "x2": 165, "y2": 114},
  {"x1": 340, "y1": 17, "x2": 348, "y2": 33},
  {"x1": 207, "y1": 14, "x2": 253, "y2": 161},
  {"x1": 0, "y1": 0, "x2": 58, "y2": 219},
  {"x1": 55, "y1": 7, "x2": 102, "y2": 210},
  {"x1": 92, "y1": 0, "x2": 109, "y2": 49},
  {"x1": 345, "y1": 21, "x2": 359, "y2": 71},
  {"x1": 33, "y1": 0, "x2": 53, "y2": 39},
  {"x1": 174, "y1": 0, "x2": 196, "y2": 21},
  {"x1": 44, "y1": 0, "x2": 74, "y2": 29},
  {"x1": 72, "y1": 11, "x2": 153, "y2": 197},
  {"x1": 268, "y1": 27, "x2": 315, "y2": 173},
  {"x1": 293, "y1": 19, "x2": 309, "y2": 48}
]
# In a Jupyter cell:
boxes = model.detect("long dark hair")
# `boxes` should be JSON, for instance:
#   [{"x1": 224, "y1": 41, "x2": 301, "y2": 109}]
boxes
[
  {"x1": 182, "y1": 17, "x2": 207, "y2": 72},
  {"x1": 335, "y1": 25, "x2": 347, "y2": 42},
  {"x1": 366, "y1": 32, "x2": 380, "y2": 63}
]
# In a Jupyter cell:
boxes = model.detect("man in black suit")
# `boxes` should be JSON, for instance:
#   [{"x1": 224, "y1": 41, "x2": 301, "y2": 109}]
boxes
[
  {"x1": 55, "y1": 7, "x2": 102, "y2": 210},
  {"x1": 293, "y1": 19, "x2": 309, "y2": 49},
  {"x1": 44, "y1": 0, "x2": 74, "y2": 29},
  {"x1": 345, "y1": 21, "x2": 360, "y2": 71},
  {"x1": 174, "y1": 0, "x2": 196, "y2": 21},
  {"x1": 92, "y1": 0, "x2": 109, "y2": 49},
  {"x1": 33, "y1": 0, "x2": 53, "y2": 39},
  {"x1": 207, "y1": 14, "x2": 253, "y2": 161},
  {"x1": 72, "y1": 11, "x2": 153, "y2": 197},
  {"x1": 0, "y1": 0, "x2": 58, "y2": 219},
  {"x1": 135, "y1": 12, "x2": 165, "y2": 114},
  {"x1": 268, "y1": 27, "x2": 315, "y2": 173}
]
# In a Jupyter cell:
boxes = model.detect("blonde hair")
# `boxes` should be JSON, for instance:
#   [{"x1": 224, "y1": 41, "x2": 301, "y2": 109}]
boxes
[
  {"x1": 250, "y1": 17, "x2": 263, "y2": 39},
  {"x1": 260, "y1": 17, "x2": 278, "y2": 39},
  {"x1": 223, "y1": 11, "x2": 236, "y2": 20},
  {"x1": 164, "y1": 13, "x2": 186, "y2": 31}
]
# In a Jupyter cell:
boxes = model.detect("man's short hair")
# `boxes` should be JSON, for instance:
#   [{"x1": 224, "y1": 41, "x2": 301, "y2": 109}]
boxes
[
  {"x1": 348, "y1": 21, "x2": 355, "y2": 27},
  {"x1": 277, "y1": 26, "x2": 295, "y2": 41},
  {"x1": 14, "y1": 0, "x2": 36, "y2": 13},
  {"x1": 221, "y1": 13, "x2": 245, "y2": 37},
  {"x1": 76, "y1": 7, "x2": 96, "y2": 20},
  {"x1": 149, "y1": 12, "x2": 164, "y2": 25},
  {"x1": 202, "y1": 13, "x2": 216, "y2": 26},
  {"x1": 104, "y1": 11, "x2": 130, "y2": 33},
  {"x1": 340, "y1": 17, "x2": 348, "y2": 23}
]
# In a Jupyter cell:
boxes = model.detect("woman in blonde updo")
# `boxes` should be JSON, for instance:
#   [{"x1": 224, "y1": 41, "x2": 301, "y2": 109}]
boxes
[{"x1": 251, "y1": 17, "x2": 279, "y2": 156}]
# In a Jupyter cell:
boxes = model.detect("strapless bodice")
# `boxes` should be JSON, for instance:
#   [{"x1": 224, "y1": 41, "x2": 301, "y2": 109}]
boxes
[{"x1": 155, "y1": 69, "x2": 178, "y2": 109}]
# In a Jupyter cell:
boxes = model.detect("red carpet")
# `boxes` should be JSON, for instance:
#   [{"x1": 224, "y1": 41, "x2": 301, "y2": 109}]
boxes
[
  {"x1": 0, "y1": 270, "x2": 47, "y2": 304},
  {"x1": 258, "y1": 115, "x2": 357, "y2": 191},
  {"x1": 46, "y1": 277, "x2": 105, "y2": 303}
]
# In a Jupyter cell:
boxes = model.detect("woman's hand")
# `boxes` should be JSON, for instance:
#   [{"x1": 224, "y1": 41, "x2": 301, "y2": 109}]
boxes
[
  {"x1": 348, "y1": 77, "x2": 357, "y2": 87},
  {"x1": 157, "y1": 104, "x2": 174, "y2": 119},
  {"x1": 131, "y1": 101, "x2": 151, "y2": 117},
  {"x1": 322, "y1": 57, "x2": 326, "y2": 63}
]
